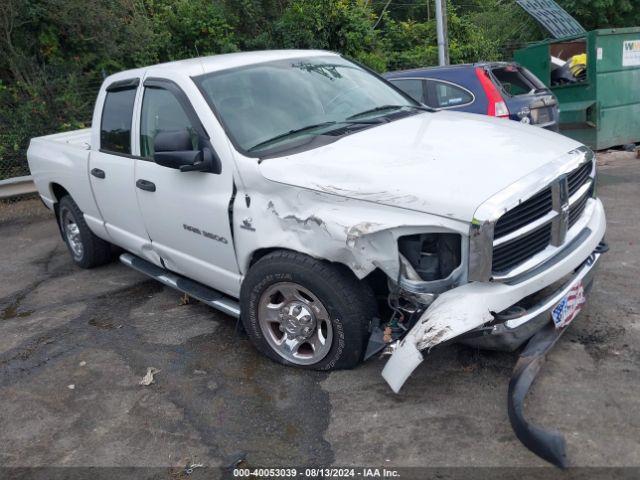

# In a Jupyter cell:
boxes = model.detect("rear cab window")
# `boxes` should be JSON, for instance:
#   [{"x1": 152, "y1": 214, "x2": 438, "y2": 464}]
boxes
[
  {"x1": 100, "y1": 81, "x2": 138, "y2": 154},
  {"x1": 491, "y1": 65, "x2": 546, "y2": 97}
]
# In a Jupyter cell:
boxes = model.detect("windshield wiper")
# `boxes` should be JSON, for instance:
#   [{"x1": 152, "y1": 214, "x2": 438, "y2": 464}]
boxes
[
  {"x1": 247, "y1": 119, "x2": 383, "y2": 152},
  {"x1": 346, "y1": 104, "x2": 431, "y2": 120},
  {"x1": 247, "y1": 121, "x2": 338, "y2": 152}
]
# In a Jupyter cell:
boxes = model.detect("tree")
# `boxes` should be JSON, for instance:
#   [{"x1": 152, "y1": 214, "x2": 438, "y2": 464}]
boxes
[{"x1": 558, "y1": 0, "x2": 640, "y2": 30}]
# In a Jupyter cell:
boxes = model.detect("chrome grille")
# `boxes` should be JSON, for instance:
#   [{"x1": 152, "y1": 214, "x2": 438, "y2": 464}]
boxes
[
  {"x1": 494, "y1": 187, "x2": 552, "y2": 239},
  {"x1": 568, "y1": 160, "x2": 592, "y2": 196},
  {"x1": 477, "y1": 151, "x2": 596, "y2": 281},
  {"x1": 492, "y1": 223, "x2": 552, "y2": 273},
  {"x1": 568, "y1": 185, "x2": 591, "y2": 228},
  {"x1": 567, "y1": 159, "x2": 593, "y2": 229}
]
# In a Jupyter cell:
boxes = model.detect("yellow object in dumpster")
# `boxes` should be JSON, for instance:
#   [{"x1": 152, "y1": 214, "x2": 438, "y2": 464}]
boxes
[{"x1": 569, "y1": 53, "x2": 587, "y2": 79}]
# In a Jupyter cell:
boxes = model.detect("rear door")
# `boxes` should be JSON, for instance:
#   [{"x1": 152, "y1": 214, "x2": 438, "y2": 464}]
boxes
[
  {"x1": 89, "y1": 79, "x2": 160, "y2": 263},
  {"x1": 133, "y1": 76, "x2": 240, "y2": 297}
]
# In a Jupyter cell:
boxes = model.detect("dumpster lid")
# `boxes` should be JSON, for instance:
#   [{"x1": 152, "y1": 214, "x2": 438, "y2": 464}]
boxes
[{"x1": 516, "y1": 0, "x2": 586, "y2": 39}]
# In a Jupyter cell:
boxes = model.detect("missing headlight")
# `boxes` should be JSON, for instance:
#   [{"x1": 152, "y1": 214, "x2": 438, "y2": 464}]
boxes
[{"x1": 398, "y1": 233, "x2": 462, "y2": 281}]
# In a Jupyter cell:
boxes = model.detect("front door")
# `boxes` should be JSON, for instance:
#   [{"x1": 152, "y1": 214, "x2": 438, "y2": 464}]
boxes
[{"x1": 133, "y1": 78, "x2": 240, "y2": 297}]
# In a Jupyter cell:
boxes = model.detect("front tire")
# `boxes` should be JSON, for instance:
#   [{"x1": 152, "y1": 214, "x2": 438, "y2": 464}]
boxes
[
  {"x1": 58, "y1": 195, "x2": 112, "y2": 268},
  {"x1": 240, "y1": 251, "x2": 377, "y2": 370}
]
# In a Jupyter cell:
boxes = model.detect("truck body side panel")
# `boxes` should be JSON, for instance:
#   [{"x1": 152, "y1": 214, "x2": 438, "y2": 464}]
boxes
[{"x1": 27, "y1": 129, "x2": 109, "y2": 240}]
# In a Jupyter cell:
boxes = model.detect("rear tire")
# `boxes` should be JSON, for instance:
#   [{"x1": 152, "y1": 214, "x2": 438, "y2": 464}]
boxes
[
  {"x1": 58, "y1": 195, "x2": 112, "y2": 269},
  {"x1": 240, "y1": 250, "x2": 377, "y2": 370}
]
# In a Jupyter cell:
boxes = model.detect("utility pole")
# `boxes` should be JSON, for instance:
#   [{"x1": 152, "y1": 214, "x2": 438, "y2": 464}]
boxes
[
  {"x1": 442, "y1": 0, "x2": 450, "y2": 65},
  {"x1": 435, "y1": 0, "x2": 449, "y2": 66}
]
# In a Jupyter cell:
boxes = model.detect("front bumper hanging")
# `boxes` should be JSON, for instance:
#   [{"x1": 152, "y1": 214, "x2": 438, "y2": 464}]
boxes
[
  {"x1": 380, "y1": 241, "x2": 607, "y2": 467},
  {"x1": 508, "y1": 241, "x2": 608, "y2": 468},
  {"x1": 382, "y1": 243, "x2": 605, "y2": 393},
  {"x1": 508, "y1": 321, "x2": 569, "y2": 468},
  {"x1": 381, "y1": 199, "x2": 606, "y2": 393}
]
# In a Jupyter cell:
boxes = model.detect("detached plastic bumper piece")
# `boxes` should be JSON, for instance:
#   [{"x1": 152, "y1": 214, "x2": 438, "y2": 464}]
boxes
[{"x1": 507, "y1": 321, "x2": 569, "y2": 468}]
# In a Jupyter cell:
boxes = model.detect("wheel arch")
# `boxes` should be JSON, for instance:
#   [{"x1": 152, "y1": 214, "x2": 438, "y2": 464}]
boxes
[
  {"x1": 49, "y1": 183, "x2": 71, "y2": 236},
  {"x1": 245, "y1": 246, "x2": 363, "y2": 283},
  {"x1": 50, "y1": 182, "x2": 70, "y2": 203}
]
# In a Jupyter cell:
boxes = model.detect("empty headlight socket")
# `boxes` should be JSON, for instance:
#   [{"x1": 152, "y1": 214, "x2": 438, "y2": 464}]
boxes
[{"x1": 398, "y1": 233, "x2": 462, "y2": 282}]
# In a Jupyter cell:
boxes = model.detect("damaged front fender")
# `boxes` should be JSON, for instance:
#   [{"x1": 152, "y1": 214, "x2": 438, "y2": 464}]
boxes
[{"x1": 234, "y1": 185, "x2": 468, "y2": 281}]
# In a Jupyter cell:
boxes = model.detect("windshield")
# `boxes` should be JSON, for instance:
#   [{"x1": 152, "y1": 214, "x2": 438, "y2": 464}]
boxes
[{"x1": 194, "y1": 55, "x2": 421, "y2": 155}]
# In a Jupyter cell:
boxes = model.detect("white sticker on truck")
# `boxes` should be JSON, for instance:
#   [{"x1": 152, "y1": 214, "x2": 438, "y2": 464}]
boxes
[{"x1": 622, "y1": 39, "x2": 640, "y2": 67}]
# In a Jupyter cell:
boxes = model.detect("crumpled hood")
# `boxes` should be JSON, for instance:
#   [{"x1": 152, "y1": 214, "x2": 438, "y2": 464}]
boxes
[{"x1": 259, "y1": 110, "x2": 582, "y2": 222}]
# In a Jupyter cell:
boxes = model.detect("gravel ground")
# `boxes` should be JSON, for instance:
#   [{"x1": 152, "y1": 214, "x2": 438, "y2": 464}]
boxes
[{"x1": 0, "y1": 151, "x2": 638, "y2": 477}]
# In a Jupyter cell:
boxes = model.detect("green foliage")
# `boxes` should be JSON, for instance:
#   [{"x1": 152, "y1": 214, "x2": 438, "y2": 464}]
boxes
[
  {"x1": 275, "y1": 1, "x2": 374, "y2": 49},
  {"x1": 1, "y1": 0, "x2": 637, "y2": 178},
  {"x1": 380, "y1": 18, "x2": 438, "y2": 69},
  {"x1": 558, "y1": 0, "x2": 640, "y2": 31},
  {"x1": 144, "y1": 0, "x2": 239, "y2": 60}
]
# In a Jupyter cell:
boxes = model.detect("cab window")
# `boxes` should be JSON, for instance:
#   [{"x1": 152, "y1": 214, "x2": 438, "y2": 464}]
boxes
[
  {"x1": 100, "y1": 87, "x2": 137, "y2": 154},
  {"x1": 140, "y1": 87, "x2": 198, "y2": 159}
]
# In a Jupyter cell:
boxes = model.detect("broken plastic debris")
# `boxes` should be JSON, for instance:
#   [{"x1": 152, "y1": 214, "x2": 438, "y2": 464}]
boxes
[
  {"x1": 185, "y1": 462, "x2": 204, "y2": 475},
  {"x1": 67, "y1": 384, "x2": 75, "y2": 390},
  {"x1": 226, "y1": 452, "x2": 247, "y2": 469},
  {"x1": 140, "y1": 367, "x2": 161, "y2": 386},
  {"x1": 79, "y1": 361, "x2": 87, "y2": 367}
]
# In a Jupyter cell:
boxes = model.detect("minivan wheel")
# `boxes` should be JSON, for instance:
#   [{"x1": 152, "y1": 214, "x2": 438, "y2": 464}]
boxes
[
  {"x1": 240, "y1": 251, "x2": 377, "y2": 370},
  {"x1": 58, "y1": 195, "x2": 113, "y2": 268}
]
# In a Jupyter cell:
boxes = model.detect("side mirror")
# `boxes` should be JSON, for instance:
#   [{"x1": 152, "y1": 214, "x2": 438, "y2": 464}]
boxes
[{"x1": 153, "y1": 130, "x2": 221, "y2": 174}]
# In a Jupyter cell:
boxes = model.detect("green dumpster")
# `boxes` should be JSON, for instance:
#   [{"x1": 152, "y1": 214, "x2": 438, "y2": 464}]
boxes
[{"x1": 512, "y1": 1, "x2": 640, "y2": 150}]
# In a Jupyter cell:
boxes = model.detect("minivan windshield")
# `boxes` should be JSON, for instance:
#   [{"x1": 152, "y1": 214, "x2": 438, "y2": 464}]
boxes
[{"x1": 194, "y1": 55, "x2": 422, "y2": 155}]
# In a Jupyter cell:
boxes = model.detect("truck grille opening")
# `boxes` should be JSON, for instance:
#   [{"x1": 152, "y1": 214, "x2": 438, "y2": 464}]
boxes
[
  {"x1": 489, "y1": 160, "x2": 594, "y2": 276},
  {"x1": 568, "y1": 160, "x2": 592, "y2": 196},
  {"x1": 493, "y1": 187, "x2": 553, "y2": 239},
  {"x1": 567, "y1": 160, "x2": 593, "y2": 228},
  {"x1": 492, "y1": 223, "x2": 552, "y2": 274},
  {"x1": 569, "y1": 190, "x2": 590, "y2": 228}
]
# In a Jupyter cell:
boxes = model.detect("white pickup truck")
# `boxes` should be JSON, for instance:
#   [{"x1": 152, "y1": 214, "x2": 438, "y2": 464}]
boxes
[{"x1": 28, "y1": 50, "x2": 606, "y2": 394}]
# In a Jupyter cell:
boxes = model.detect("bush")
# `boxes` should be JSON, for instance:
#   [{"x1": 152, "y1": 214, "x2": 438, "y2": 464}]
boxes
[{"x1": 0, "y1": 0, "x2": 628, "y2": 179}]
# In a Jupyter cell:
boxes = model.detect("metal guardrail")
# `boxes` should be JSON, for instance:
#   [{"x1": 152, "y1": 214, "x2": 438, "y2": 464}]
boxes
[{"x1": 0, "y1": 175, "x2": 37, "y2": 200}]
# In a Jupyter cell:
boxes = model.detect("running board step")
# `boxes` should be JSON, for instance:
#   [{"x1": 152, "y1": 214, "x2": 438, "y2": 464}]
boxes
[{"x1": 119, "y1": 253, "x2": 240, "y2": 318}]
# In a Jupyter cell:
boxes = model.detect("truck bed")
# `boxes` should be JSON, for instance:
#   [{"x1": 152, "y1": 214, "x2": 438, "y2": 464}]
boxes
[
  {"x1": 27, "y1": 128, "x2": 101, "y2": 222},
  {"x1": 30, "y1": 128, "x2": 92, "y2": 151}
]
